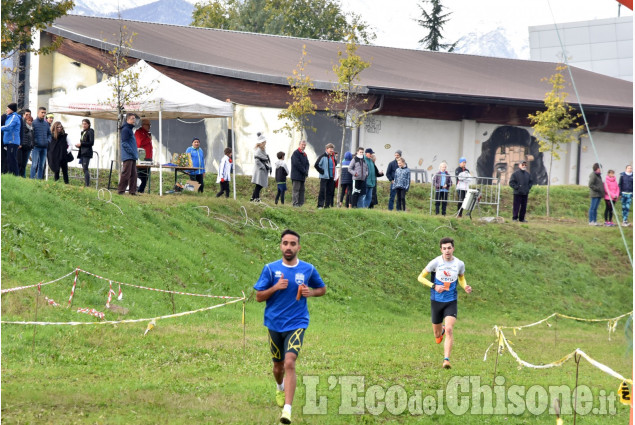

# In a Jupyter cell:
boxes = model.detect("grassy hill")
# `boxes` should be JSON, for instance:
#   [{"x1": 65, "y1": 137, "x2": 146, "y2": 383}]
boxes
[{"x1": 1, "y1": 174, "x2": 632, "y2": 424}]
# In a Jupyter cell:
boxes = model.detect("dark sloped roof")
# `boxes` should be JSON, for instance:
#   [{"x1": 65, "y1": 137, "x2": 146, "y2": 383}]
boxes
[{"x1": 48, "y1": 15, "x2": 632, "y2": 111}]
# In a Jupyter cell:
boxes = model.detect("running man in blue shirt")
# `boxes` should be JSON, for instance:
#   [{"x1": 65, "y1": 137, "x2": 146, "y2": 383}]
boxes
[
  {"x1": 254, "y1": 229, "x2": 326, "y2": 424},
  {"x1": 417, "y1": 237, "x2": 472, "y2": 369}
]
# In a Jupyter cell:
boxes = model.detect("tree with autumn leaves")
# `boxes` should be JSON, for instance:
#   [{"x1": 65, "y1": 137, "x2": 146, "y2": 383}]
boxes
[
  {"x1": 328, "y1": 33, "x2": 371, "y2": 206},
  {"x1": 275, "y1": 45, "x2": 317, "y2": 139},
  {"x1": 529, "y1": 64, "x2": 585, "y2": 217}
]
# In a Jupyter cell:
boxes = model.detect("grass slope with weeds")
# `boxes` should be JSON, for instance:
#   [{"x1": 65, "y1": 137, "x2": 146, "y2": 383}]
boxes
[{"x1": 1, "y1": 175, "x2": 632, "y2": 424}]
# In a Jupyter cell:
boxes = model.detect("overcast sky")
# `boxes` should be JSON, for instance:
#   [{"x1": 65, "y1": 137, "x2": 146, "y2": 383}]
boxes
[{"x1": 340, "y1": 0, "x2": 632, "y2": 52}]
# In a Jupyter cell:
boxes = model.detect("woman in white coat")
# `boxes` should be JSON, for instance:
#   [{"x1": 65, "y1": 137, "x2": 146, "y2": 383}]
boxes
[
  {"x1": 216, "y1": 147, "x2": 233, "y2": 198},
  {"x1": 250, "y1": 133, "x2": 271, "y2": 201}
]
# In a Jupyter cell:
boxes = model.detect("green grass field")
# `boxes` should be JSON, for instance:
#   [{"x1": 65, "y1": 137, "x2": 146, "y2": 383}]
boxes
[{"x1": 1, "y1": 174, "x2": 632, "y2": 424}]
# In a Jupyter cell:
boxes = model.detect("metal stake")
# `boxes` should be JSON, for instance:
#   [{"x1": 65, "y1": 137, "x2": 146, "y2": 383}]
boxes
[{"x1": 573, "y1": 352, "x2": 581, "y2": 425}]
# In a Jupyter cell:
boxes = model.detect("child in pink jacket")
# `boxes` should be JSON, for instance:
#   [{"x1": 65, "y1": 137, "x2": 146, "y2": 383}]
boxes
[{"x1": 604, "y1": 170, "x2": 620, "y2": 226}]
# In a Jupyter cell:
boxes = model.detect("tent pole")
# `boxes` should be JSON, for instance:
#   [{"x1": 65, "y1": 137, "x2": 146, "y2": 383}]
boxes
[
  {"x1": 232, "y1": 103, "x2": 237, "y2": 200},
  {"x1": 159, "y1": 105, "x2": 163, "y2": 196}
]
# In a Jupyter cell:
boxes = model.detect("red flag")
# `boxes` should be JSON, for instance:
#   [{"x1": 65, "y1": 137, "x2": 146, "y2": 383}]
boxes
[{"x1": 617, "y1": 0, "x2": 633, "y2": 10}]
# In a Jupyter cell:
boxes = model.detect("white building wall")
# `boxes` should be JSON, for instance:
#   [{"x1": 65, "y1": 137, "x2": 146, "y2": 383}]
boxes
[
  {"x1": 529, "y1": 16, "x2": 633, "y2": 81},
  {"x1": 360, "y1": 115, "x2": 462, "y2": 176}
]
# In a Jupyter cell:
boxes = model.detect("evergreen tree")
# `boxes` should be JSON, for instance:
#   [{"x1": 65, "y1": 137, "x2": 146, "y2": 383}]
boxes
[{"x1": 415, "y1": 0, "x2": 457, "y2": 52}]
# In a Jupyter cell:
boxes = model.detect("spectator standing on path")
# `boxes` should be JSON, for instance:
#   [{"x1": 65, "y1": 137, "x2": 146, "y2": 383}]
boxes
[
  {"x1": 619, "y1": 165, "x2": 633, "y2": 226},
  {"x1": 254, "y1": 229, "x2": 326, "y2": 425},
  {"x1": 30, "y1": 107, "x2": 51, "y2": 180},
  {"x1": 455, "y1": 157, "x2": 470, "y2": 217},
  {"x1": 1, "y1": 102, "x2": 21, "y2": 176},
  {"x1": 432, "y1": 162, "x2": 452, "y2": 216},
  {"x1": 315, "y1": 143, "x2": 337, "y2": 209},
  {"x1": 368, "y1": 153, "x2": 384, "y2": 209},
  {"x1": 46, "y1": 113, "x2": 54, "y2": 127},
  {"x1": 75, "y1": 119, "x2": 94, "y2": 187},
  {"x1": 338, "y1": 151, "x2": 353, "y2": 208},
  {"x1": 216, "y1": 147, "x2": 233, "y2": 198},
  {"x1": 117, "y1": 113, "x2": 139, "y2": 195},
  {"x1": 135, "y1": 119, "x2": 153, "y2": 193},
  {"x1": 588, "y1": 163, "x2": 604, "y2": 226},
  {"x1": 393, "y1": 157, "x2": 410, "y2": 211},
  {"x1": 362, "y1": 148, "x2": 377, "y2": 208},
  {"x1": 348, "y1": 147, "x2": 369, "y2": 208},
  {"x1": 251, "y1": 133, "x2": 271, "y2": 202},
  {"x1": 48, "y1": 121, "x2": 70, "y2": 184},
  {"x1": 186, "y1": 137, "x2": 206, "y2": 193},
  {"x1": 603, "y1": 169, "x2": 619, "y2": 227},
  {"x1": 275, "y1": 151, "x2": 289, "y2": 205},
  {"x1": 1, "y1": 113, "x2": 6, "y2": 174},
  {"x1": 386, "y1": 150, "x2": 402, "y2": 211},
  {"x1": 18, "y1": 110, "x2": 34, "y2": 178},
  {"x1": 290, "y1": 140, "x2": 309, "y2": 207},
  {"x1": 509, "y1": 161, "x2": 534, "y2": 222}
]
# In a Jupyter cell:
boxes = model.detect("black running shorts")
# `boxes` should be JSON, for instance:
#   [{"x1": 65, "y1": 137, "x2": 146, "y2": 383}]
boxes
[
  {"x1": 431, "y1": 300, "x2": 458, "y2": 324},
  {"x1": 268, "y1": 328, "x2": 306, "y2": 362}
]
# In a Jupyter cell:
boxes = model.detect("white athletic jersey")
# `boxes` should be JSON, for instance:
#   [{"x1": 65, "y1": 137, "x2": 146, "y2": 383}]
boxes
[{"x1": 425, "y1": 256, "x2": 465, "y2": 302}]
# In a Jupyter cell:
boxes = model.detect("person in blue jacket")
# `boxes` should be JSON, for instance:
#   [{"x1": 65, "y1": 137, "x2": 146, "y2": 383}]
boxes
[
  {"x1": 186, "y1": 137, "x2": 205, "y2": 193},
  {"x1": 117, "y1": 113, "x2": 139, "y2": 195},
  {"x1": 1, "y1": 103, "x2": 21, "y2": 176},
  {"x1": 30, "y1": 107, "x2": 52, "y2": 180},
  {"x1": 619, "y1": 164, "x2": 633, "y2": 226}
]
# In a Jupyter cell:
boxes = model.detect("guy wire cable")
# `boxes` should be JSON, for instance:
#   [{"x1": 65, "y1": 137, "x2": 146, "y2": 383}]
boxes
[{"x1": 545, "y1": 0, "x2": 632, "y2": 267}]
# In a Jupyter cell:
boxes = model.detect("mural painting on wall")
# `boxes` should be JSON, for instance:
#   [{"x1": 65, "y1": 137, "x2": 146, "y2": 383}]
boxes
[
  {"x1": 364, "y1": 116, "x2": 381, "y2": 134},
  {"x1": 305, "y1": 111, "x2": 352, "y2": 156},
  {"x1": 476, "y1": 126, "x2": 548, "y2": 185}
]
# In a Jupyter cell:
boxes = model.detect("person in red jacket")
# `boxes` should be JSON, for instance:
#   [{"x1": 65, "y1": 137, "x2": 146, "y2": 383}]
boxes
[{"x1": 135, "y1": 119, "x2": 153, "y2": 193}]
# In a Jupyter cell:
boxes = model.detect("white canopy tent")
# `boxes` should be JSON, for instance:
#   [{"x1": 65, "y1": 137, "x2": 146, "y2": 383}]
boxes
[{"x1": 49, "y1": 60, "x2": 236, "y2": 196}]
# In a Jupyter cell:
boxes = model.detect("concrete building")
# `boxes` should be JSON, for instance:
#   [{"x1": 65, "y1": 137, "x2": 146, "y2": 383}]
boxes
[{"x1": 529, "y1": 16, "x2": 633, "y2": 81}]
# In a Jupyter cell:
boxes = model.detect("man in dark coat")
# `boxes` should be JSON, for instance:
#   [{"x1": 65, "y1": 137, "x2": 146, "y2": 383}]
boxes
[
  {"x1": 385, "y1": 149, "x2": 402, "y2": 210},
  {"x1": 290, "y1": 140, "x2": 309, "y2": 207},
  {"x1": 509, "y1": 161, "x2": 534, "y2": 222}
]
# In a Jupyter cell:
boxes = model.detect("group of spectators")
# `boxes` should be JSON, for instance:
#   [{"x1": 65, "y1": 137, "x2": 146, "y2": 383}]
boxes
[
  {"x1": 10, "y1": 109, "x2": 632, "y2": 227},
  {"x1": 1, "y1": 103, "x2": 95, "y2": 186},
  {"x1": 588, "y1": 163, "x2": 632, "y2": 227},
  {"x1": 260, "y1": 139, "x2": 412, "y2": 210}
]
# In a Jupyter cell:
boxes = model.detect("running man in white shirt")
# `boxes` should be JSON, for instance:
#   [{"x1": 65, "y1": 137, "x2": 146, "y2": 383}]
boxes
[{"x1": 417, "y1": 237, "x2": 472, "y2": 369}]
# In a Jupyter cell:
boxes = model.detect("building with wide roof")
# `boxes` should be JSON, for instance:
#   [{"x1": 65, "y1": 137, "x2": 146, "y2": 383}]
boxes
[{"x1": 29, "y1": 15, "x2": 633, "y2": 185}]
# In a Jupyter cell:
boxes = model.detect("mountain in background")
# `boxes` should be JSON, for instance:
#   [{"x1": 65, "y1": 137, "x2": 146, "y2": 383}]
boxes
[
  {"x1": 108, "y1": 0, "x2": 194, "y2": 25},
  {"x1": 71, "y1": 0, "x2": 195, "y2": 26},
  {"x1": 71, "y1": 0, "x2": 524, "y2": 59},
  {"x1": 453, "y1": 27, "x2": 528, "y2": 59}
]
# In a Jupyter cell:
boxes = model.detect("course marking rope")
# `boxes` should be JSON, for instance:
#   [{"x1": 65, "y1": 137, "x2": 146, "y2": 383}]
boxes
[
  {"x1": 77, "y1": 307, "x2": 105, "y2": 320},
  {"x1": 195, "y1": 205, "x2": 279, "y2": 231},
  {"x1": 2, "y1": 268, "x2": 241, "y2": 300},
  {"x1": 1, "y1": 296, "x2": 245, "y2": 326},
  {"x1": 495, "y1": 311, "x2": 633, "y2": 341},
  {"x1": 1, "y1": 270, "x2": 76, "y2": 294},
  {"x1": 97, "y1": 188, "x2": 124, "y2": 215},
  {"x1": 485, "y1": 326, "x2": 632, "y2": 385},
  {"x1": 195, "y1": 205, "x2": 456, "y2": 242},
  {"x1": 67, "y1": 268, "x2": 79, "y2": 307},
  {"x1": 76, "y1": 268, "x2": 242, "y2": 299},
  {"x1": 44, "y1": 296, "x2": 60, "y2": 307}
]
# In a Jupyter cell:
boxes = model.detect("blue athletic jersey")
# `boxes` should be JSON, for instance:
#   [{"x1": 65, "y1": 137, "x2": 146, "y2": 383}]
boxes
[
  {"x1": 254, "y1": 259, "x2": 325, "y2": 332},
  {"x1": 425, "y1": 256, "x2": 465, "y2": 303}
]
